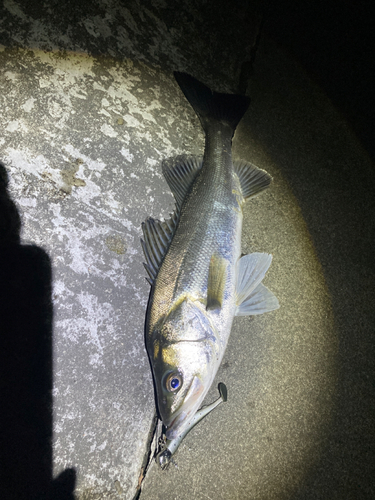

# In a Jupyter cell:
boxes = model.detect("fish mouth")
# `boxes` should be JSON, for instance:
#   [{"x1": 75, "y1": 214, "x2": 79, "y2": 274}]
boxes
[{"x1": 164, "y1": 375, "x2": 204, "y2": 440}]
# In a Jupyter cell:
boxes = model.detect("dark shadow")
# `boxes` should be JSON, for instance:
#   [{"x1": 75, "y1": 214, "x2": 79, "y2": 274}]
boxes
[
  {"x1": 264, "y1": 0, "x2": 375, "y2": 164},
  {"x1": 49, "y1": 469, "x2": 77, "y2": 500},
  {"x1": 0, "y1": 163, "x2": 76, "y2": 499}
]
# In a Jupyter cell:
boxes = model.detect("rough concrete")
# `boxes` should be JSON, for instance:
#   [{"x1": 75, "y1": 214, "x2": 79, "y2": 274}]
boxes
[
  {"x1": 0, "y1": 44, "x2": 211, "y2": 497},
  {"x1": 1, "y1": 45, "x2": 162, "y2": 500},
  {"x1": 1, "y1": 1, "x2": 374, "y2": 500},
  {"x1": 0, "y1": 2, "x2": 262, "y2": 499}
]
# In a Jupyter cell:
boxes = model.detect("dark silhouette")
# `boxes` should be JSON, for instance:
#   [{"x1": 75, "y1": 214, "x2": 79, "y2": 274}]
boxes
[{"x1": 0, "y1": 163, "x2": 76, "y2": 499}]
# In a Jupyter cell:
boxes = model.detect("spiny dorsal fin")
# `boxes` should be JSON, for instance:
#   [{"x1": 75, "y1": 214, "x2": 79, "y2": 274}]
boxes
[
  {"x1": 233, "y1": 160, "x2": 272, "y2": 201},
  {"x1": 162, "y1": 155, "x2": 203, "y2": 209},
  {"x1": 235, "y1": 252, "x2": 279, "y2": 316},
  {"x1": 207, "y1": 254, "x2": 227, "y2": 311},
  {"x1": 141, "y1": 211, "x2": 179, "y2": 284}
]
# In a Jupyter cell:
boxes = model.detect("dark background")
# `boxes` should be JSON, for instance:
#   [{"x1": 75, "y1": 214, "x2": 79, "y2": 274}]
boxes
[{"x1": 263, "y1": 0, "x2": 375, "y2": 165}]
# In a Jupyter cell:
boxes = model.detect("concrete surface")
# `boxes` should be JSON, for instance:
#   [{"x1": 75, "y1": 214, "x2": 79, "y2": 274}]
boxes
[
  {"x1": 1, "y1": 1, "x2": 374, "y2": 500},
  {"x1": 0, "y1": 2, "x2": 261, "y2": 499}
]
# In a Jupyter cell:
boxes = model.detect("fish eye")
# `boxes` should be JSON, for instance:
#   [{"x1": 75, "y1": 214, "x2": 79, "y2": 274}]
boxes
[{"x1": 165, "y1": 372, "x2": 183, "y2": 392}]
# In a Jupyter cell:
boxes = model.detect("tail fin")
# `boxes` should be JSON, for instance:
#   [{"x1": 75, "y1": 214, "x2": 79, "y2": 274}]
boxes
[{"x1": 174, "y1": 72, "x2": 250, "y2": 134}]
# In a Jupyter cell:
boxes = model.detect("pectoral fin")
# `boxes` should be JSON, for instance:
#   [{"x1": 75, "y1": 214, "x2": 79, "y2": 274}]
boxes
[
  {"x1": 235, "y1": 253, "x2": 279, "y2": 316},
  {"x1": 207, "y1": 254, "x2": 227, "y2": 311}
]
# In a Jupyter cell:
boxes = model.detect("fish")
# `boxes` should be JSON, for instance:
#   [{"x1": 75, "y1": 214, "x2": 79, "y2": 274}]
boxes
[{"x1": 141, "y1": 72, "x2": 279, "y2": 446}]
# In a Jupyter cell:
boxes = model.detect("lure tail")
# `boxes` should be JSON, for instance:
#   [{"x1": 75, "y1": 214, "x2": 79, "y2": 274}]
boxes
[{"x1": 174, "y1": 72, "x2": 250, "y2": 136}]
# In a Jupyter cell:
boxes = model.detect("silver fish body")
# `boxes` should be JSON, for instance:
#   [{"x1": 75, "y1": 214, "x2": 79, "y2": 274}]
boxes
[{"x1": 142, "y1": 73, "x2": 279, "y2": 441}]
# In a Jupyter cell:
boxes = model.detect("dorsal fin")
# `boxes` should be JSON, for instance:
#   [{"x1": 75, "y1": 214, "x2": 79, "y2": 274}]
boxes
[
  {"x1": 141, "y1": 211, "x2": 179, "y2": 284},
  {"x1": 162, "y1": 155, "x2": 203, "y2": 209},
  {"x1": 233, "y1": 160, "x2": 272, "y2": 201},
  {"x1": 206, "y1": 254, "x2": 227, "y2": 311}
]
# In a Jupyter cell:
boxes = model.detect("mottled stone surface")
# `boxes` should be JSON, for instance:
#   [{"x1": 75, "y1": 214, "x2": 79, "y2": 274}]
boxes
[
  {"x1": 0, "y1": 43, "x2": 206, "y2": 497},
  {"x1": 0, "y1": 0, "x2": 261, "y2": 92}
]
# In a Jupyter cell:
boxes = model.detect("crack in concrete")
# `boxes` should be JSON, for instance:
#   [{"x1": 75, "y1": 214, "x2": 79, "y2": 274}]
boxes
[{"x1": 132, "y1": 411, "x2": 158, "y2": 500}]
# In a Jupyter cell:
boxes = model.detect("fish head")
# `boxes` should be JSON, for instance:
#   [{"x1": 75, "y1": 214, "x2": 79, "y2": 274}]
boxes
[{"x1": 150, "y1": 298, "x2": 219, "y2": 440}]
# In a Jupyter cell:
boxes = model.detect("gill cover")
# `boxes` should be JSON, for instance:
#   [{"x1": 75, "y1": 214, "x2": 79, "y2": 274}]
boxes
[{"x1": 150, "y1": 298, "x2": 219, "y2": 439}]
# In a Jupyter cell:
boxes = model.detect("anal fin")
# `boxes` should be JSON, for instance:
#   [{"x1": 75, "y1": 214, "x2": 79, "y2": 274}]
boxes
[
  {"x1": 236, "y1": 283, "x2": 279, "y2": 316},
  {"x1": 207, "y1": 254, "x2": 227, "y2": 311},
  {"x1": 235, "y1": 252, "x2": 279, "y2": 316}
]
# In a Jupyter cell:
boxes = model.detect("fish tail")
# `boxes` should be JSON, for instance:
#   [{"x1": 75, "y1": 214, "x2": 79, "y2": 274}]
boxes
[{"x1": 174, "y1": 72, "x2": 250, "y2": 135}]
